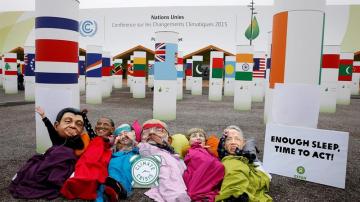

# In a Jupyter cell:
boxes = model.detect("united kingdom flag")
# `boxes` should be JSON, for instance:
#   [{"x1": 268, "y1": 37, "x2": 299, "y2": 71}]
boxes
[{"x1": 155, "y1": 43, "x2": 166, "y2": 62}]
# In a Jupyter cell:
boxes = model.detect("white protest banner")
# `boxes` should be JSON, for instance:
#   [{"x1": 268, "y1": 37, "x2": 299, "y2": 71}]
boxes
[{"x1": 263, "y1": 123, "x2": 349, "y2": 189}]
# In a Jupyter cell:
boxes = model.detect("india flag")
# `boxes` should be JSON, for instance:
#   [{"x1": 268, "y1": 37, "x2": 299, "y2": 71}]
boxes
[{"x1": 236, "y1": 46, "x2": 253, "y2": 81}]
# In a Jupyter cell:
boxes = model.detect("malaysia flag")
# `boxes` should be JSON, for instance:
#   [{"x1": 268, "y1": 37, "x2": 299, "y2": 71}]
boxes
[
  {"x1": 155, "y1": 43, "x2": 166, "y2": 62},
  {"x1": 253, "y1": 58, "x2": 266, "y2": 78}
]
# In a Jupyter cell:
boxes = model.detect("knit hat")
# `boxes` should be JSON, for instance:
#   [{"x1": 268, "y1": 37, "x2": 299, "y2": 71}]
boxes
[
  {"x1": 186, "y1": 128, "x2": 207, "y2": 140},
  {"x1": 114, "y1": 124, "x2": 132, "y2": 136}
]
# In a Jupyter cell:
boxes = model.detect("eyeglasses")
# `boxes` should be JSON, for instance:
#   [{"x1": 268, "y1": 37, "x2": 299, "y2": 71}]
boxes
[{"x1": 141, "y1": 127, "x2": 166, "y2": 136}]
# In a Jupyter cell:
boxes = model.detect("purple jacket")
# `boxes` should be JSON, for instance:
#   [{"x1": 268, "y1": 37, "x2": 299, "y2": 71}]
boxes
[
  {"x1": 183, "y1": 143, "x2": 225, "y2": 202},
  {"x1": 9, "y1": 145, "x2": 76, "y2": 199}
]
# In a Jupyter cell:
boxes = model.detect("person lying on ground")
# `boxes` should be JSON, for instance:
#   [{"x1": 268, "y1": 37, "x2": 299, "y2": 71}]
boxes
[
  {"x1": 183, "y1": 128, "x2": 225, "y2": 202},
  {"x1": 96, "y1": 123, "x2": 139, "y2": 202},
  {"x1": 9, "y1": 107, "x2": 85, "y2": 200},
  {"x1": 60, "y1": 114, "x2": 115, "y2": 200},
  {"x1": 137, "y1": 119, "x2": 191, "y2": 202},
  {"x1": 215, "y1": 126, "x2": 272, "y2": 202}
]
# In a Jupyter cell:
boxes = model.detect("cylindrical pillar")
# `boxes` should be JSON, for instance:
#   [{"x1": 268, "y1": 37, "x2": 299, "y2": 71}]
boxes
[
  {"x1": 35, "y1": 0, "x2": 80, "y2": 152},
  {"x1": 101, "y1": 51, "x2": 112, "y2": 98},
  {"x1": 224, "y1": 56, "x2": 235, "y2": 96},
  {"x1": 185, "y1": 59, "x2": 192, "y2": 91},
  {"x1": 78, "y1": 55, "x2": 86, "y2": 92},
  {"x1": 132, "y1": 51, "x2": 146, "y2": 98},
  {"x1": 252, "y1": 51, "x2": 266, "y2": 102},
  {"x1": 234, "y1": 45, "x2": 253, "y2": 111},
  {"x1": 3, "y1": 53, "x2": 18, "y2": 94},
  {"x1": 319, "y1": 45, "x2": 340, "y2": 113},
  {"x1": 337, "y1": 52, "x2": 353, "y2": 105},
  {"x1": 176, "y1": 51, "x2": 184, "y2": 100},
  {"x1": 24, "y1": 46, "x2": 36, "y2": 101},
  {"x1": 0, "y1": 57, "x2": 3, "y2": 88},
  {"x1": 351, "y1": 60, "x2": 360, "y2": 95},
  {"x1": 113, "y1": 59, "x2": 123, "y2": 89},
  {"x1": 270, "y1": 0, "x2": 325, "y2": 88},
  {"x1": 147, "y1": 60, "x2": 154, "y2": 88},
  {"x1": 86, "y1": 45, "x2": 102, "y2": 104},
  {"x1": 209, "y1": 51, "x2": 224, "y2": 101},
  {"x1": 153, "y1": 31, "x2": 178, "y2": 120},
  {"x1": 191, "y1": 55, "x2": 203, "y2": 95}
]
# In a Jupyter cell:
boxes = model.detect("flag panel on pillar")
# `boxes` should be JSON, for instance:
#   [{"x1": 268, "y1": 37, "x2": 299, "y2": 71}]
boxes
[
  {"x1": 113, "y1": 62, "x2": 123, "y2": 75},
  {"x1": 185, "y1": 59, "x2": 192, "y2": 76},
  {"x1": 154, "y1": 43, "x2": 177, "y2": 80},
  {"x1": 322, "y1": 54, "x2": 340, "y2": 69},
  {"x1": 253, "y1": 58, "x2": 266, "y2": 78},
  {"x1": 4, "y1": 57, "x2": 18, "y2": 75},
  {"x1": 353, "y1": 61, "x2": 360, "y2": 73},
  {"x1": 339, "y1": 59, "x2": 353, "y2": 81},
  {"x1": 177, "y1": 53, "x2": 184, "y2": 78},
  {"x1": 25, "y1": 53, "x2": 36, "y2": 76},
  {"x1": 35, "y1": 13, "x2": 79, "y2": 84},
  {"x1": 148, "y1": 62, "x2": 154, "y2": 75},
  {"x1": 78, "y1": 59, "x2": 85, "y2": 75},
  {"x1": 102, "y1": 57, "x2": 112, "y2": 76},
  {"x1": 236, "y1": 54, "x2": 253, "y2": 81},
  {"x1": 155, "y1": 43, "x2": 166, "y2": 62},
  {"x1": 212, "y1": 58, "x2": 224, "y2": 78},
  {"x1": 86, "y1": 53, "x2": 102, "y2": 77},
  {"x1": 192, "y1": 61, "x2": 203, "y2": 77},
  {"x1": 225, "y1": 57, "x2": 235, "y2": 79}
]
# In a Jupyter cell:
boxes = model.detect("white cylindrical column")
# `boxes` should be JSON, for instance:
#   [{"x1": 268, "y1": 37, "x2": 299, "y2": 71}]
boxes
[
  {"x1": 3, "y1": 53, "x2": 18, "y2": 94},
  {"x1": 78, "y1": 55, "x2": 86, "y2": 92},
  {"x1": 176, "y1": 51, "x2": 184, "y2": 100},
  {"x1": 86, "y1": 45, "x2": 103, "y2": 104},
  {"x1": 191, "y1": 55, "x2": 203, "y2": 95},
  {"x1": 153, "y1": 31, "x2": 178, "y2": 120},
  {"x1": 35, "y1": 0, "x2": 80, "y2": 152},
  {"x1": 234, "y1": 45, "x2": 253, "y2": 111},
  {"x1": 101, "y1": 51, "x2": 112, "y2": 98},
  {"x1": 132, "y1": 51, "x2": 146, "y2": 98},
  {"x1": 337, "y1": 52, "x2": 353, "y2": 105},
  {"x1": 113, "y1": 59, "x2": 123, "y2": 89},
  {"x1": 24, "y1": 46, "x2": 36, "y2": 101},
  {"x1": 224, "y1": 56, "x2": 235, "y2": 96},
  {"x1": 319, "y1": 45, "x2": 340, "y2": 113},
  {"x1": 270, "y1": 0, "x2": 325, "y2": 88},
  {"x1": 209, "y1": 51, "x2": 224, "y2": 101},
  {"x1": 185, "y1": 59, "x2": 192, "y2": 91},
  {"x1": 351, "y1": 61, "x2": 360, "y2": 95},
  {"x1": 252, "y1": 51, "x2": 266, "y2": 102}
]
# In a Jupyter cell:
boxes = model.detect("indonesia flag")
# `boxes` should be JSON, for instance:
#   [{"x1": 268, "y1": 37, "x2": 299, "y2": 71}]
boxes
[
  {"x1": 155, "y1": 43, "x2": 166, "y2": 62},
  {"x1": 253, "y1": 57, "x2": 266, "y2": 78},
  {"x1": 35, "y1": 6, "x2": 79, "y2": 84}
]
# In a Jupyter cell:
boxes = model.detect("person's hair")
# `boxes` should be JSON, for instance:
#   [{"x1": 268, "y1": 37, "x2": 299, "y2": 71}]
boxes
[
  {"x1": 225, "y1": 125, "x2": 245, "y2": 140},
  {"x1": 186, "y1": 128, "x2": 207, "y2": 140},
  {"x1": 55, "y1": 107, "x2": 82, "y2": 123},
  {"x1": 98, "y1": 117, "x2": 115, "y2": 127}
]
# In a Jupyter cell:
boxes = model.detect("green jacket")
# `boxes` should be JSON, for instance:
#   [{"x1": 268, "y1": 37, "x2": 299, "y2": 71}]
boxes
[{"x1": 215, "y1": 155, "x2": 272, "y2": 202}]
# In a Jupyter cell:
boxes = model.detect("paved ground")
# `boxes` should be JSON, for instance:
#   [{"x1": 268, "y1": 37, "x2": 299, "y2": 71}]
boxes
[{"x1": 0, "y1": 85, "x2": 359, "y2": 202}]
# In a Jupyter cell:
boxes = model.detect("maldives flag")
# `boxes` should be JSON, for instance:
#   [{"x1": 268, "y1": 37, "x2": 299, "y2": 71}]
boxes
[
  {"x1": 212, "y1": 58, "x2": 224, "y2": 78},
  {"x1": 338, "y1": 59, "x2": 353, "y2": 81}
]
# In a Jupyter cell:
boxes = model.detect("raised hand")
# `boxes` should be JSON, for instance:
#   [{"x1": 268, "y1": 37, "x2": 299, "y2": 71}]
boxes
[{"x1": 35, "y1": 106, "x2": 46, "y2": 119}]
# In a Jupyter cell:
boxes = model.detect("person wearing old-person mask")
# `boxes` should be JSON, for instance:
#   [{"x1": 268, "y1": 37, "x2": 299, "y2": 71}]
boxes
[
  {"x1": 61, "y1": 115, "x2": 115, "y2": 200},
  {"x1": 216, "y1": 126, "x2": 272, "y2": 202},
  {"x1": 96, "y1": 123, "x2": 139, "y2": 202},
  {"x1": 137, "y1": 119, "x2": 191, "y2": 202}
]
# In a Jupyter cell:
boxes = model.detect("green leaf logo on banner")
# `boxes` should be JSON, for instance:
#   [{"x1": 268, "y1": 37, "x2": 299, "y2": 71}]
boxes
[{"x1": 245, "y1": 16, "x2": 260, "y2": 41}]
